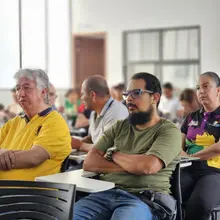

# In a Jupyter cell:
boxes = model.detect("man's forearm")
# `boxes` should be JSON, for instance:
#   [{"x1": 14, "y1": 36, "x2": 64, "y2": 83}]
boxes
[
  {"x1": 12, "y1": 151, "x2": 37, "y2": 169},
  {"x1": 81, "y1": 135, "x2": 93, "y2": 144},
  {"x1": 112, "y1": 152, "x2": 145, "y2": 175},
  {"x1": 193, "y1": 142, "x2": 220, "y2": 160},
  {"x1": 12, "y1": 150, "x2": 47, "y2": 169},
  {"x1": 181, "y1": 150, "x2": 188, "y2": 156},
  {"x1": 79, "y1": 135, "x2": 93, "y2": 152},
  {"x1": 79, "y1": 143, "x2": 93, "y2": 152},
  {"x1": 112, "y1": 152, "x2": 162, "y2": 175},
  {"x1": 83, "y1": 150, "x2": 125, "y2": 173}
]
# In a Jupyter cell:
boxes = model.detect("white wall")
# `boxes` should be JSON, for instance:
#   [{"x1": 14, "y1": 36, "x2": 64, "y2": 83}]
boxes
[{"x1": 72, "y1": 0, "x2": 220, "y2": 85}]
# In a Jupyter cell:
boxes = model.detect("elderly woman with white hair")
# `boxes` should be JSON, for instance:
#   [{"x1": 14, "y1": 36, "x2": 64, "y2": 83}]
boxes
[{"x1": 0, "y1": 68, "x2": 71, "y2": 180}]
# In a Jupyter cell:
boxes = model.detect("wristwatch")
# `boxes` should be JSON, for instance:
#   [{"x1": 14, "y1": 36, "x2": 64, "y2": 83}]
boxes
[{"x1": 105, "y1": 146, "x2": 119, "y2": 161}]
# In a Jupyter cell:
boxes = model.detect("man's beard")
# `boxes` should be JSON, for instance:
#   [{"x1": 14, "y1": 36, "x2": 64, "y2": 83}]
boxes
[{"x1": 128, "y1": 105, "x2": 154, "y2": 126}]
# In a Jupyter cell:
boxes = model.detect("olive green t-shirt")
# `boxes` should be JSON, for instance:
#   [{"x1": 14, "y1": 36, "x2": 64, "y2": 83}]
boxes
[{"x1": 94, "y1": 118, "x2": 182, "y2": 194}]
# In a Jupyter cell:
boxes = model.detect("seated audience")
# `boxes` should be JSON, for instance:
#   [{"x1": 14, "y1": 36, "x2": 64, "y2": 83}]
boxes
[
  {"x1": 181, "y1": 71, "x2": 220, "y2": 220},
  {"x1": 158, "y1": 82, "x2": 182, "y2": 121},
  {"x1": 64, "y1": 88, "x2": 84, "y2": 126},
  {"x1": 74, "y1": 109, "x2": 91, "y2": 136},
  {"x1": 0, "y1": 69, "x2": 71, "y2": 181},
  {"x1": 48, "y1": 83, "x2": 58, "y2": 109},
  {"x1": 179, "y1": 88, "x2": 200, "y2": 114},
  {"x1": 0, "y1": 104, "x2": 10, "y2": 126},
  {"x1": 71, "y1": 75, "x2": 128, "y2": 152},
  {"x1": 7, "y1": 87, "x2": 23, "y2": 117},
  {"x1": 74, "y1": 72, "x2": 181, "y2": 220},
  {"x1": 111, "y1": 83, "x2": 125, "y2": 102}
]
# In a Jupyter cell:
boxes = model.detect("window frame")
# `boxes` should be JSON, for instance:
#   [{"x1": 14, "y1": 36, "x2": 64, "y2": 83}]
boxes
[{"x1": 123, "y1": 26, "x2": 201, "y2": 85}]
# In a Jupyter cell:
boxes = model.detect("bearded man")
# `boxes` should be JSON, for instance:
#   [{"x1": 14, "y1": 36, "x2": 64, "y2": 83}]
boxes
[{"x1": 73, "y1": 72, "x2": 182, "y2": 220}]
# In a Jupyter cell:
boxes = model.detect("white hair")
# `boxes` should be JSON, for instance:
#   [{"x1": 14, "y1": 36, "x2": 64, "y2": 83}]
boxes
[{"x1": 14, "y1": 69, "x2": 49, "y2": 104}]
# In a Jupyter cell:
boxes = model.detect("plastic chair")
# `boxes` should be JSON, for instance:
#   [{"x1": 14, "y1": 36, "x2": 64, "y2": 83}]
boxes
[
  {"x1": 0, "y1": 180, "x2": 76, "y2": 220},
  {"x1": 211, "y1": 206, "x2": 220, "y2": 220}
]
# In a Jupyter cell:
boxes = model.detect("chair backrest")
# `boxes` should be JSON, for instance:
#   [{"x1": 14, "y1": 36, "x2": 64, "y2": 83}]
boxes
[
  {"x1": 212, "y1": 205, "x2": 220, "y2": 220},
  {"x1": 170, "y1": 163, "x2": 183, "y2": 220},
  {"x1": 61, "y1": 155, "x2": 70, "y2": 172},
  {"x1": 0, "y1": 180, "x2": 76, "y2": 220}
]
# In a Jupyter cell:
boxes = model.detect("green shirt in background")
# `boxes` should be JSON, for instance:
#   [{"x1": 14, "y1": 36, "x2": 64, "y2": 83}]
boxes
[
  {"x1": 95, "y1": 118, "x2": 182, "y2": 194},
  {"x1": 64, "y1": 99, "x2": 81, "y2": 116}
]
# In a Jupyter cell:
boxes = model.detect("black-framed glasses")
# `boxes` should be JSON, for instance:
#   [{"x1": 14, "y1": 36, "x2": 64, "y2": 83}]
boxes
[{"x1": 122, "y1": 89, "x2": 154, "y2": 100}]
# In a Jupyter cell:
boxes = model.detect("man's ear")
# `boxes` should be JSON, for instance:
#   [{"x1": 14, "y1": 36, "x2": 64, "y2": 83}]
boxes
[
  {"x1": 152, "y1": 93, "x2": 160, "y2": 105},
  {"x1": 217, "y1": 86, "x2": 220, "y2": 97},
  {"x1": 41, "y1": 87, "x2": 48, "y2": 97},
  {"x1": 91, "y1": 91, "x2": 96, "y2": 101}
]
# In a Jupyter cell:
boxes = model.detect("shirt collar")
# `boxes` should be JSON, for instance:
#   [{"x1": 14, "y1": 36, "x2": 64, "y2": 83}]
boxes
[
  {"x1": 99, "y1": 97, "x2": 114, "y2": 117},
  {"x1": 199, "y1": 106, "x2": 220, "y2": 115},
  {"x1": 38, "y1": 107, "x2": 54, "y2": 116},
  {"x1": 20, "y1": 107, "x2": 54, "y2": 123}
]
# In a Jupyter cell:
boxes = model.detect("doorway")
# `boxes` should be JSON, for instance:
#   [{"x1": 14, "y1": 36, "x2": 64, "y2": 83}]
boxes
[{"x1": 73, "y1": 33, "x2": 106, "y2": 88}]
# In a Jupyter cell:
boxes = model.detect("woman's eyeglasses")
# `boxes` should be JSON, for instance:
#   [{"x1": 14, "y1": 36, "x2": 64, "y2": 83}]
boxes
[{"x1": 122, "y1": 89, "x2": 154, "y2": 100}]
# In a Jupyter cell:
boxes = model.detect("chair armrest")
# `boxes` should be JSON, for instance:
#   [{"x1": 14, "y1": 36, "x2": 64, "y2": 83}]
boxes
[{"x1": 213, "y1": 205, "x2": 220, "y2": 211}]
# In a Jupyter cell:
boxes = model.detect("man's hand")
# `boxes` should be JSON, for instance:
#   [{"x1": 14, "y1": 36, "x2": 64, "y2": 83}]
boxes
[
  {"x1": 71, "y1": 137, "x2": 83, "y2": 150},
  {"x1": 0, "y1": 149, "x2": 16, "y2": 170},
  {"x1": 180, "y1": 150, "x2": 189, "y2": 156}
]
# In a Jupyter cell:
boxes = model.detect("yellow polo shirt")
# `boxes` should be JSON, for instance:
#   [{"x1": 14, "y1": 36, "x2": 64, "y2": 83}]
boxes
[{"x1": 0, "y1": 108, "x2": 71, "y2": 180}]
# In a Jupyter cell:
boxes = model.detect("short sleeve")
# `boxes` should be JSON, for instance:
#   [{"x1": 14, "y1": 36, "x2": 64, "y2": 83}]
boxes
[
  {"x1": 88, "y1": 111, "x2": 95, "y2": 136},
  {"x1": 94, "y1": 121, "x2": 118, "y2": 152},
  {"x1": 0, "y1": 120, "x2": 12, "y2": 146},
  {"x1": 146, "y1": 124, "x2": 182, "y2": 167},
  {"x1": 33, "y1": 115, "x2": 71, "y2": 160},
  {"x1": 103, "y1": 112, "x2": 118, "y2": 132},
  {"x1": 103, "y1": 104, "x2": 128, "y2": 132},
  {"x1": 181, "y1": 115, "x2": 190, "y2": 135}
]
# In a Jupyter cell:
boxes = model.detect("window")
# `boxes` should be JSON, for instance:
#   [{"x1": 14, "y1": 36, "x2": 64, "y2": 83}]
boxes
[{"x1": 123, "y1": 26, "x2": 200, "y2": 90}]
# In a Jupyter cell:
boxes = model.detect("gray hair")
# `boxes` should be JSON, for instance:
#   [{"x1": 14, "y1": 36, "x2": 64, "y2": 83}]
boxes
[
  {"x1": 200, "y1": 71, "x2": 220, "y2": 87},
  {"x1": 14, "y1": 68, "x2": 50, "y2": 104}
]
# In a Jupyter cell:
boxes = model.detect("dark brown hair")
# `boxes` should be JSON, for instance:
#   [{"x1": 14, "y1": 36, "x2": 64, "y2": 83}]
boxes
[{"x1": 179, "y1": 88, "x2": 197, "y2": 103}]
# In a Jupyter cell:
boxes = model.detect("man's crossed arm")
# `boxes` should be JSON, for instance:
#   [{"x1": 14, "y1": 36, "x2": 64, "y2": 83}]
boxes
[
  {"x1": 0, "y1": 146, "x2": 49, "y2": 170},
  {"x1": 83, "y1": 148, "x2": 163, "y2": 175}
]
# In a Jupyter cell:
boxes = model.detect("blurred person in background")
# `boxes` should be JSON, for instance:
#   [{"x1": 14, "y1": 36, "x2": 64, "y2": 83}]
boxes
[
  {"x1": 74, "y1": 109, "x2": 91, "y2": 132},
  {"x1": 64, "y1": 88, "x2": 85, "y2": 127},
  {"x1": 0, "y1": 104, "x2": 10, "y2": 126},
  {"x1": 179, "y1": 88, "x2": 200, "y2": 114},
  {"x1": 48, "y1": 83, "x2": 58, "y2": 109},
  {"x1": 158, "y1": 82, "x2": 183, "y2": 121},
  {"x1": 111, "y1": 83, "x2": 125, "y2": 102},
  {"x1": 7, "y1": 87, "x2": 23, "y2": 117}
]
